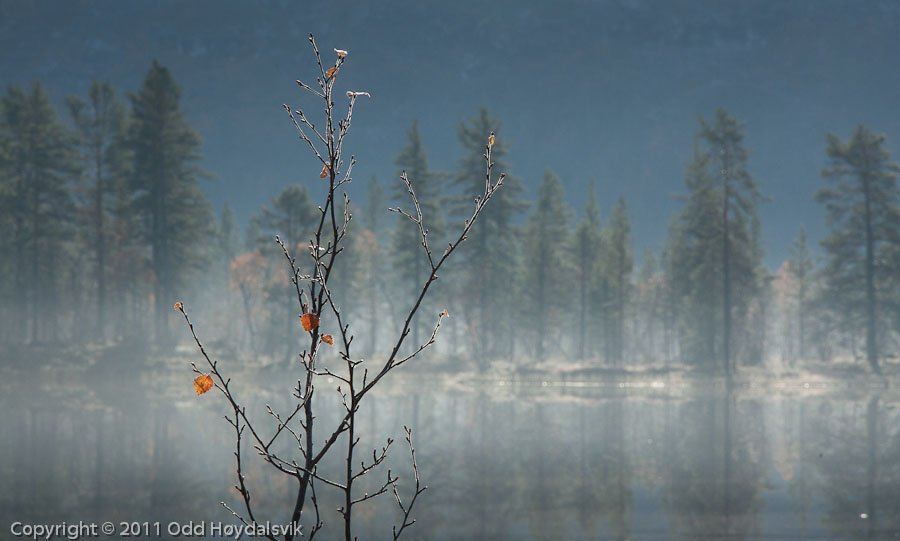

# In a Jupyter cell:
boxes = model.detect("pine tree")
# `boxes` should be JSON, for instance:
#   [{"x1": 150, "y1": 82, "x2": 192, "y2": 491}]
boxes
[
  {"x1": 0, "y1": 93, "x2": 13, "y2": 343},
  {"x1": 788, "y1": 227, "x2": 814, "y2": 361},
  {"x1": 0, "y1": 95, "x2": 11, "y2": 341},
  {"x1": 67, "y1": 80, "x2": 128, "y2": 342},
  {"x1": 244, "y1": 214, "x2": 262, "y2": 253},
  {"x1": 253, "y1": 185, "x2": 318, "y2": 249},
  {"x1": 250, "y1": 184, "x2": 318, "y2": 360},
  {"x1": 391, "y1": 120, "x2": 443, "y2": 347},
  {"x1": 129, "y1": 61, "x2": 213, "y2": 345},
  {"x1": 523, "y1": 169, "x2": 572, "y2": 360},
  {"x1": 2, "y1": 81, "x2": 79, "y2": 343},
  {"x1": 450, "y1": 108, "x2": 527, "y2": 361},
  {"x1": 572, "y1": 181, "x2": 602, "y2": 359},
  {"x1": 816, "y1": 125, "x2": 900, "y2": 373},
  {"x1": 599, "y1": 196, "x2": 633, "y2": 365},
  {"x1": 667, "y1": 144, "x2": 720, "y2": 368},
  {"x1": 634, "y1": 247, "x2": 664, "y2": 363},
  {"x1": 698, "y1": 108, "x2": 764, "y2": 377},
  {"x1": 218, "y1": 202, "x2": 238, "y2": 270},
  {"x1": 215, "y1": 202, "x2": 239, "y2": 342},
  {"x1": 362, "y1": 176, "x2": 386, "y2": 354},
  {"x1": 107, "y1": 139, "x2": 142, "y2": 342},
  {"x1": 363, "y1": 174, "x2": 385, "y2": 233},
  {"x1": 661, "y1": 216, "x2": 689, "y2": 364},
  {"x1": 669, "y1": 112, "x2": 765, "y2": 375}
]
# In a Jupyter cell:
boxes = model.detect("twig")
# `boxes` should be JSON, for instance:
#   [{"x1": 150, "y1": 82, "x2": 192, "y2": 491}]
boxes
[{"x1": 392, "y1": 427, "x2": 427, "y2": 540}]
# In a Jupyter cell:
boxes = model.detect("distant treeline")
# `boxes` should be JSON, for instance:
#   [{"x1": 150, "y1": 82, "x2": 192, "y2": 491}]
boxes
[{"x1": 1, "y1": 63, "x2": 899, "y2": 375}]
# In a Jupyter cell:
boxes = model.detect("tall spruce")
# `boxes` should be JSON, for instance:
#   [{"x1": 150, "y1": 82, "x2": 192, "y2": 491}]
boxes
[
  {"x1": 0, "y1": 94, "x2": 12, "y2": 343},
  {"x1": 450, "y1": 108, "x2": 527, "y2": 361},
  {"x1": 129, "y1": 62, "x2": 212, "y2": 345},
  {"x1": 667, "y1": 144, "x2": 719, "y2": 367},
  {"x1": 244, "y1": 215, "x2": 262, "y2": 253},
  {"x1": 364, "y1": 175, "x2": 385, "y2": 233},
  {"x1": 599, "y1": 196, "x2": 633, "y2": 365},
  {"x1": 635, "y1": 247, "x2": 664, "y2": 363},
  {"x1": 662, "y1": 225, "x2": 682, "y2": 360},
  {"x1": 253, "y1": 185, "x2": 318, "y2": 249},
  {"x1": 67, "y1": 80, "x2": 128, "y2": 341},
  {"x1": 670, "y1": 110, "x2": 764, "y2": 376},
  {"x1": 788, "y1": 227, "x2": 814, "y2": 361},
  {"x1": 107, "y1": 139, "x2": 142, "y2": 341},
  {"x1": 697, "y1": 109, "x2": 763, "y2": 376},
  {"x1": 572, "y1": 181, "x2": 602, "y2": 359},
  {"x1": 218, "y1": 202, "x2": 238, "y2": 271},
  {"x1": 213, "y1": 202, "x2": 239, "y2": 344},
  {"x1": 523, "y1": 169, "x2": 572, "y2": 360},
  {"x1": 817, "y1": 125, "x2": 900, "y2": 373},
  {"x1": 391, "y1": 120, "x2": 443, "y2": 347},
  {"x1": 2, "y1": 82, "x2": 78, "y2": 343},
  {"x1": 362, "y1": 175, "x2": 386, "y2": 354},
  {"x1": 251, "y1": 184, "x2": 318, "y2": 361}
]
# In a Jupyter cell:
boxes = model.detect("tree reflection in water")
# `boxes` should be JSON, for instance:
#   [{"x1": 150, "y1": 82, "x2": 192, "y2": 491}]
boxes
[{"x1": 2, "y1": 371, "x2": 899, "y2": 540}]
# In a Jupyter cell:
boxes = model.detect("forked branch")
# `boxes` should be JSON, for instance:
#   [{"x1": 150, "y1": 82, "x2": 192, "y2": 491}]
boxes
[{"x1": 178, "y1": 34, "x2": 503, "y2": 541}]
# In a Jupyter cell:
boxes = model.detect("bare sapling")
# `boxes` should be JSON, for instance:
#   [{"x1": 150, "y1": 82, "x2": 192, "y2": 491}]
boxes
[{"x1": 174, "y1": 34, "x2": 505, "y2": 540}]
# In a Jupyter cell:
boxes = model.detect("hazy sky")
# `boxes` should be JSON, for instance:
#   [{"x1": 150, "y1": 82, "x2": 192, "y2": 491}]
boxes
[{"x1": 3, "y1": 0, "x2": 900, "y2": 267}]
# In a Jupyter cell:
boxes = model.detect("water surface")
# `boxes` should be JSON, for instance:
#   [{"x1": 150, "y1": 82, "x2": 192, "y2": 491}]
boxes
[{"x1": 2, "y1": 364, "x2": 898, "y2": 540}]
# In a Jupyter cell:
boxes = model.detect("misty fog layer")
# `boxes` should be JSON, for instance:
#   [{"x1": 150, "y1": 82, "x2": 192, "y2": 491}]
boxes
[{"x1": 3, "y1": 370, "x2": 899, "y2": 539}]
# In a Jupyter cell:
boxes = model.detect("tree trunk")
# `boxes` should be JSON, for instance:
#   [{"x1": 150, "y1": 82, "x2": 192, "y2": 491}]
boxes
[
  {"x1": 616, "y1": 247, "x2": 625, "y2": 365},
  {"x1": 862, "y1": 173, "x2": 880, "y2": 373},
  {"x1": 536, "y1": 257, "x2": 546, "y2": 361},
  {"x1": 722, "y1": 163, "x2": 732, "y2": 385},
  {"x1": 578, "y1": 258, "x2": 587, "y2": 360},
  {"x1": 95, "y1": 149, "x2": 106, "y2": 342},
  {"x1": 369, "y1": 277, "x2": 378, "y2": 355},
  {"x1": 31, "y1": 179, "x2": 40, "y2": 343}
]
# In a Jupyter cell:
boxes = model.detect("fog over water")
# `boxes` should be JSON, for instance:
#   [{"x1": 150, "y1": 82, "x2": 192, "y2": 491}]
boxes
[{"x1": 3, "y1": 364, "x2": 899, "y2": 540}]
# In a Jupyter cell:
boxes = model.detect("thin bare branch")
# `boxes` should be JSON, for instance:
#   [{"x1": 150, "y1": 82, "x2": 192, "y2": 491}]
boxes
[
  {"x1": 179, "y1": 35, "x2": 501, "y2": 541},
  {"x1": 392, "y1": 427, "x2": 427, "y2": 540}
]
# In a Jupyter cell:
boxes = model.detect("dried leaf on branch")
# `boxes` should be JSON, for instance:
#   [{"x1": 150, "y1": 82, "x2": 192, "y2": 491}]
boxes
[
  {"x1": 193, "y1": 374, "x2": 214, "y2": 395},
  {"x1": 301, "y1": 312, "x2": 320, "y2": 331}
]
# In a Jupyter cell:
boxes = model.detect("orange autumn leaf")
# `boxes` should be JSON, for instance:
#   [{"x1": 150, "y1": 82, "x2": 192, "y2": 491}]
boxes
[
  {"x1": 194, "y1": 374, "x2": 214, "y2": 395},
  {"x1": 334, "y1": 48, "x2": 348, "y2": 58},
  {"x1": 320, "y1": 164, "x2": 330, "y2": 178},
  {"x1": 488, "y1": 134, "x2": 494, "y2": 147},
  {"x1": 322, "y1": 334, "x2": 334, "y2": 346},
  {"x1": 442, "y1": 308, "x2": 449, "y2": 317},
  {"x1": 326, "y1": 67, "x2": 338, "y2": 79},
  {"x1": 301, "y1": 312, "x2": 320, "y2": 332},
  {"x1": 174, "y1": 301, "x2": 182, "y2": 311}
]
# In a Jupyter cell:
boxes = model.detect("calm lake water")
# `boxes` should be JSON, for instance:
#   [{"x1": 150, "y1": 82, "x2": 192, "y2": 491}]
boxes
[{"x1": 2, "y1": 362, "x2": 899, "y2": 540}]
